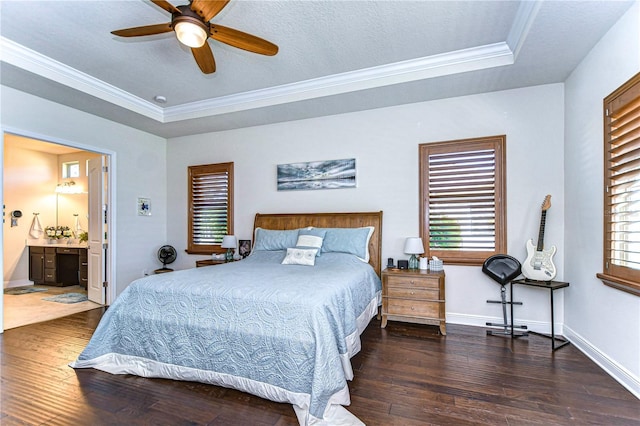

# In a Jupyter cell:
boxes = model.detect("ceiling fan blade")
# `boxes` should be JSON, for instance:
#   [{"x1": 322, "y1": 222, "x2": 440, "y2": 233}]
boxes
[
  {"x1": 150, "y1": 0, "x2": 180, "y2": 14},
  {"x1": 190, "y1": 0, "x2": 230, "y2": 22},
  {"x1": 111, "y1": 23, "x2": 173, "y2": 37},
  {"x1": 192, "y1": 44, "x2": 216, "y2": 74},
  {"x1": 209, "y1": 24, "x2": 278, "y2": 56}
]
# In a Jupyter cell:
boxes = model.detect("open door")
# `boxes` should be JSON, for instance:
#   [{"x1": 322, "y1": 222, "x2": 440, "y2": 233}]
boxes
[{"x1": 87, "y1": 156, "x2": 107, "y2": 304}]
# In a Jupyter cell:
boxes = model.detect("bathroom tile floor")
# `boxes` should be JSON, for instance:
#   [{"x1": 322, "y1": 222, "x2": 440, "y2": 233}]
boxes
[{"x1": 3, "y1": 285, "x2": 102, "y2": 330}]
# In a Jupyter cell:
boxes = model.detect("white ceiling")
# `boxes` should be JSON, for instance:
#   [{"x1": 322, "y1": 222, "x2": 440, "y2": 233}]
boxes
[{"x1": 0, "y1": 0, "x2": 634, "y2": 139}]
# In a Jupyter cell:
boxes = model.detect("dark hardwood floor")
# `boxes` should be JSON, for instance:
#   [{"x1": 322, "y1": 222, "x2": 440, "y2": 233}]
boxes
[{"x1": 1, "y1": 308, "x2": 638, "y2": 425}]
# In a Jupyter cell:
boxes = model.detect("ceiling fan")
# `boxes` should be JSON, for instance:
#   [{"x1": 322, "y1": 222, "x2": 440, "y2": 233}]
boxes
[{"x1": 111, "y1": 0, "x2": 278, "y2": 74}]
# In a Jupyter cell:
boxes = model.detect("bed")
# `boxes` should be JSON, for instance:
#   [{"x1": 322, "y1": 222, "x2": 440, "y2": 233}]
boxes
[{"x1": 71, "y1": 211, "x2": 383, "y2": 425}]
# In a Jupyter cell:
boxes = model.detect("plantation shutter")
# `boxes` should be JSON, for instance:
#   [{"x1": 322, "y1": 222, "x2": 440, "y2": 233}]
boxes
[
  {"x1": 187, "y1": 162, "x2": 234, "y2": 254},
  {"x1": 420, "y1": 136, "x2": 506, "y2": 265},
  {"x1": 599, "y1": 72, "x2": 640, "y2": 295}
]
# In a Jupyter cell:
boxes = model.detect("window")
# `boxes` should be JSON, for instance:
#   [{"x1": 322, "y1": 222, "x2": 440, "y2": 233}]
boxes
[
  {"x1": 62, "y1": 161, "x2": 80, "y2": 178},
  {"x1": 598, "y1": 72, "x2": 640, "y2": 296},
  {"x1": 419, "y1": 136, "x2": 506, "y2": 265},
  {"x1": 187, "y1": 162, "x2": 234, "y2": 255}
]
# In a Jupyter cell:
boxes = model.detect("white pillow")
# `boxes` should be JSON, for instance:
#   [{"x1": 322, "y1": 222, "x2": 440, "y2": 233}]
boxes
[
  {"x1": 296, "y1": 234, "x2": 323, "y2": 251},
  {"x1": 281, "y1": 247, "x2": 318, "y2": 266}
]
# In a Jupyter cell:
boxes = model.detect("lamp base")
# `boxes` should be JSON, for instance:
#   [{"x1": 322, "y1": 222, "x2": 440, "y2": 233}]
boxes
[
  {"x1": 225, "y1": 248, "x2": 233, "y2": 262},
  {"x1": 409, "y1": 254, "x2": 419, "y2": 269}
]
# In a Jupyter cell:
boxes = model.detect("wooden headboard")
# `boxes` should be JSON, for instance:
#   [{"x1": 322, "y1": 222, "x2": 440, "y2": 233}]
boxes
[{"x1": 253, "y1": 211, "x2": 383, "y2": 276}]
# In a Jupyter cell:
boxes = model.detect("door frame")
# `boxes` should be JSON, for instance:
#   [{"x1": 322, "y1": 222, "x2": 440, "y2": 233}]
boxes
[{"x1": 0, "y1": 126, "x2": 116, "y2": 333}]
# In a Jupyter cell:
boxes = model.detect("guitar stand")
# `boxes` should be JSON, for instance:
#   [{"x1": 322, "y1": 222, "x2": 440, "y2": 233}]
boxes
[{"x1": 486, "y1": 285, "x2": 528, "y2": 336}]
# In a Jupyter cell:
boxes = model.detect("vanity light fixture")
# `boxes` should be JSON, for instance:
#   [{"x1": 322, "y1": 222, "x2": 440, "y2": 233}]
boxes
[{"x1": 55, "y1": 181, "x2": 82, "y2": 194}]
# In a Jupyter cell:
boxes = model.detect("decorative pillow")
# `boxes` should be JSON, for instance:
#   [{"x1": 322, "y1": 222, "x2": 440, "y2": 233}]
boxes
[
  {"x1": 281, "y1": 247, "x2": 318, "y2": 266},
  {"x1": 319, "y1": 226, "x2": 374, "y2": 262},
  {"x1": 253, "y1": 228, "x2": 300, "y2": 251},
  {"x1": 295, "y1": 228, "x2": 326, "y2": 256}
]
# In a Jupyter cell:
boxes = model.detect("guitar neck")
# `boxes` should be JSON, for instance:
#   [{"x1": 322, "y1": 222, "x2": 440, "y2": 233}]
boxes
[{"x1": 536, "y1": 210, "x2": 547, "y2": 251}]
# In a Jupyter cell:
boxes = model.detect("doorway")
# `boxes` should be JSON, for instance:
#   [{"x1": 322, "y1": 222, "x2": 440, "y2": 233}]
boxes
[{"x1": 1, "y1": 132, "x2": 114, "y2": 331}]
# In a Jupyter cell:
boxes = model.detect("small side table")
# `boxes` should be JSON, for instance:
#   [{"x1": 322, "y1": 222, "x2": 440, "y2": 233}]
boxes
[
  {"x1": 510, "y1": 278, "x2": 570, "y2": 351},
  {"x1": 196, "y1": 259, "x2": 227, "y2": 267}
]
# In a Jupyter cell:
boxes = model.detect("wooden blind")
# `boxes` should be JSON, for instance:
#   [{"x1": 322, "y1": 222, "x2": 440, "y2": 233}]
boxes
[
  {"x1": 420, "y1": 136, "x2": 506, "y2": 265},
  {"x1": 187, "y1": 162, "x2": 234, "y2": 254},
  {"x1": 600, "y1": 72, "x2": 640, "y2": 295}
]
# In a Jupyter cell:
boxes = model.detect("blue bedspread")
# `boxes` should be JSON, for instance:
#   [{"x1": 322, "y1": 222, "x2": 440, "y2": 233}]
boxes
[{"x1": 71, "y1": 251, "x2": 381, "y2": 424}]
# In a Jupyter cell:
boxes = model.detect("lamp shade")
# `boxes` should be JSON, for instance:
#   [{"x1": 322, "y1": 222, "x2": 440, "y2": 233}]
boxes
[
  {"x1": 221, "y1": 235, "x2": 237, "y2": 249},
  {"x1": 404, "y1": 237, "x2": 424, "y2": 255}
]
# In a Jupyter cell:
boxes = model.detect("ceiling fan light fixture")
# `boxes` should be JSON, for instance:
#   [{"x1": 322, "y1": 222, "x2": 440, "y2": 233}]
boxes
[{"x1": 174, "y1": 19, "x2": 208, "y2": 48}]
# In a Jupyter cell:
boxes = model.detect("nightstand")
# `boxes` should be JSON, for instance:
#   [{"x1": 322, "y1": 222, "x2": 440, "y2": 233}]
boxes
[
  {"x1": 195, "y1": 259, "x2": 227, "y2": 267},
  {"x1": 381, "y1": 268, "x2": 446, "y2": 335}
]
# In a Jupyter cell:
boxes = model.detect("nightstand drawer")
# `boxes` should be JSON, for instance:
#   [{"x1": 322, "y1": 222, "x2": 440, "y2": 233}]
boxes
[
  {"x1": 387, "y1": 275, "x2": 438, "y2": 290},
  {"x1": 386, "y1": 286, "x2": 439, "y2": 300},
  {"x1": 387, "y1": 299, "x2": 440, "y2": 318}
]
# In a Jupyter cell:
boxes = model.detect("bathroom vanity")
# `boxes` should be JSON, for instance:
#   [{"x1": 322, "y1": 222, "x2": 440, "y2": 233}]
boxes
[{"x1": 28, "y1": 243, "x2": 88, "y2": 288}]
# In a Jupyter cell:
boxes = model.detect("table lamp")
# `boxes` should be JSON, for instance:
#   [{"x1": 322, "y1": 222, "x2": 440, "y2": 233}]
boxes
[
  {"x1": 221, "y1": 235, "x2": 237, "y2": 262},
  {"x1": 404, "y1": 237, "x2": 424, "y2": 270}
]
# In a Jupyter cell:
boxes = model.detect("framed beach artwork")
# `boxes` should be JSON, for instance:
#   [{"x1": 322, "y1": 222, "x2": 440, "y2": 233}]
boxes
[{"x1": 277, "y1": 158, "x2": 356, "y2": 191}]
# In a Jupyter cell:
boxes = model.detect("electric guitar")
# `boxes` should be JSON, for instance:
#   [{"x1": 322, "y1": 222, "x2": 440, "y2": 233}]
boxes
[{"x1": 522, "y1": 195, "x2": 557, "y2": 281}]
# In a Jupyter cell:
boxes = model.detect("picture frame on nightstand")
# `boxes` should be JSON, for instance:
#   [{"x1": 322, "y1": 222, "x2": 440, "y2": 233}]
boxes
[{"x1": 239, "y1": 239, "x2": 251, "y2": 258}]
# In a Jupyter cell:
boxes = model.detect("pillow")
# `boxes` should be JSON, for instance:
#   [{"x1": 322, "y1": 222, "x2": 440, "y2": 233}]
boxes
[
  {"x1": 253, "y1": 228, "x2": 300, "y2": 251},
  {"x1": 320, "y1": 226, "x2": 374, "y2": 262},
  {"x1": 295, "y1": 228, "x2": 326, "y2": 256},
  {"x1": 281, "y1": 247, "x2": 318, "y2": 266}
]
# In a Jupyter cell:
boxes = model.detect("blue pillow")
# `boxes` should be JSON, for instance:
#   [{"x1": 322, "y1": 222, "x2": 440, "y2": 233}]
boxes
[
  {"x1": 253, "y1": 228, "x2": 300, "y2": 251},
  {"x1": 319, "y1": 226, "x2": 374, "y2": 262}
]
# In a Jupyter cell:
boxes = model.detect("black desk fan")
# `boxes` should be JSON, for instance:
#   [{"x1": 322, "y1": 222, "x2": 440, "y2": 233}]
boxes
[{"x1": 155, "y1": 245, "x2": 177, "y2": 274}]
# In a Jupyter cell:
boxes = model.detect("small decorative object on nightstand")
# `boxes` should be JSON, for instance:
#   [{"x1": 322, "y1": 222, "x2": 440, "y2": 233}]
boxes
[
  {"x1": 404, "y1": 237, "x2": 424, "y2": 270},
  {"x1": 381, "y1": 267, "x2": 446, "y2": 335},
  {"x1": 221, "y1": 235, "x2": 237, "y2": 262}
]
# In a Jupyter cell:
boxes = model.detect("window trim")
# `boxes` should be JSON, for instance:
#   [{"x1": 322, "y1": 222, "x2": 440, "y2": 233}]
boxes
[
  {"x1": 598, "y1": 72, "x2": 640, "y2": 297},
  {"x1": 186, "y1": 162, "x2": 234, "y2": 255},
  {"x1": 419, "y1": 135, "x2": 507, "y2": 266}
]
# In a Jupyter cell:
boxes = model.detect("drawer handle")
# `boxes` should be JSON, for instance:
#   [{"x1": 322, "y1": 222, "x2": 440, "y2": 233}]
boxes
[
  {"x1": 411, "y1": 307, "x2": 415, "y2": 311},
  {"x1": 410, "y1": 280, "x2": 415, "y2": 284},
  {"x1": 410, "y1": 291, "x2": 415, "y2": 295}
]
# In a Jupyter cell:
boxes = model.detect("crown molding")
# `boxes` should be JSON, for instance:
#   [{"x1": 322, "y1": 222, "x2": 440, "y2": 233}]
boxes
[
  {"x1": 507, "y1": 0, "x2": 542, "y2": 60},
  {"x1": 0, "y1": 37, "x2": 164, "y2": 121},
  {"x1": 1, "y1": 0, "x2": 540, "y2": 125},
  {"x1": 164, "y1": 42, "x2": 514, "y2": 122}
]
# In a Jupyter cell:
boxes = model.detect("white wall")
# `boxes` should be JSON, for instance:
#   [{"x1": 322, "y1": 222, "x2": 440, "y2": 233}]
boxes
[
  {"x1": 3, "y1": 143, "x2": 58, "y2": 286},
  {"x1": 0, "y1": 86, "x2": 168, "y2": 302},
  {"x1": 167, "y1": 83, "x2": 566, "y2": 332},
  {"x1": 564, "y1": 3, "x2": 640, "y2": 396}
]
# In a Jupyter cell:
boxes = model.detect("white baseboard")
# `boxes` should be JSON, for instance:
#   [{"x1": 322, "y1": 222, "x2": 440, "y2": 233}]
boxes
[
  {"x1": 563, "y1": 324, "x2": 640, "y2": 399},
  {"x1": 446, "y1": 313, "x2": 639, "y2": 400},
  {"x1": 4, "y1": 279, "x2": 33, "y2": 289}
]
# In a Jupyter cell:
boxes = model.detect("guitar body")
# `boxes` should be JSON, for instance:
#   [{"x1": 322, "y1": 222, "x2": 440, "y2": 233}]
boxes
[{"x1": 522, "y1": 239, "x2": 557, "y2": 281}]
